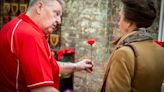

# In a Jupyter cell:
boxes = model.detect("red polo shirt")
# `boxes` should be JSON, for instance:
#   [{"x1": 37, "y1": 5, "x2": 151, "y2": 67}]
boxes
[{"x1": 0, "y1": 14, "x2": 59, "y2": 92}]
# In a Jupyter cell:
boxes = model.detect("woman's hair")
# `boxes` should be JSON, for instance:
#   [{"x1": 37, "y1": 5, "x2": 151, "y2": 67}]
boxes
[{"x1": 121, "y1": 0, "x2": 156, "y2": 28}]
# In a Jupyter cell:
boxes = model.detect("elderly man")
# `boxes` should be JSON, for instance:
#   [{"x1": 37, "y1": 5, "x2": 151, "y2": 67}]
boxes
[{"x1": 0, "y1": 0, "x2": 93, "y2": 92}]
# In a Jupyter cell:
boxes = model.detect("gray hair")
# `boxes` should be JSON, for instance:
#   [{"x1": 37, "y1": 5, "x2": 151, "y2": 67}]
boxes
[{"x1": 28, "y1": 0, "x2": 65, "y2": 10}]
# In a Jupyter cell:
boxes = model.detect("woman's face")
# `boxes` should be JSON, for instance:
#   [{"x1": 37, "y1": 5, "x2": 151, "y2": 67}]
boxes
[{"x1": 118, "y1": 8, "x2": 130, "y2": 36}]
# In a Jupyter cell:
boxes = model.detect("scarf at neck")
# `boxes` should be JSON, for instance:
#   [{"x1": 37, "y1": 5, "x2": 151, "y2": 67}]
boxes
[{"x1": 122, "y1": 28, "x2": 153, "y2": 45}]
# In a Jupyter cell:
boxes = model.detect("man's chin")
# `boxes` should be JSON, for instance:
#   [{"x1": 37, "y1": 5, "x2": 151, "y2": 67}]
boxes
[{"x1": 48, "y1": 29, "x2": 54, "y2": 34}]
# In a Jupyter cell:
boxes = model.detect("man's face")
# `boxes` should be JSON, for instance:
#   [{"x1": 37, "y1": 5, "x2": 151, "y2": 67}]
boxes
[{"x1": 39, "y1": 0, "x2": 62, "y2": 35}]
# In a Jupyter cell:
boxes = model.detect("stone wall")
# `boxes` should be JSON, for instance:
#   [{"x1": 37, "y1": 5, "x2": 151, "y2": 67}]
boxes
[
  {"x1": 60, "y1": 0, "x2": 161, "y2": 91},
  {"x1": 61, "y1": 0, "x2": 109, "y2": 91}
]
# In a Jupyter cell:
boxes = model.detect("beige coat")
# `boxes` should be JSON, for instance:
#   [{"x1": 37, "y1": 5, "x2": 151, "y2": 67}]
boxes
[{"x1": 101, "y1": 30, "x2": 164, "y2": 92}]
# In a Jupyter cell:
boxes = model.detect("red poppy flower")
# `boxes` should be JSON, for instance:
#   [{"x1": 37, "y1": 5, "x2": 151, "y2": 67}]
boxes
[
  {"x1": 155, "y1": 40, "x2": 164, "y2": 47},
  {"x1": 57, "y1": 49, "x2": 75, "y2": 60},
  {"x1": 87, "y1": 39, "x2": 95, "y2": 45}
]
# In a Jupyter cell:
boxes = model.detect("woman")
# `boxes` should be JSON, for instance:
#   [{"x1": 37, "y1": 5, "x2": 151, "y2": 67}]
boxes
[{"x1": 101, "y1": 0, "x2": 164, "y2": 92}]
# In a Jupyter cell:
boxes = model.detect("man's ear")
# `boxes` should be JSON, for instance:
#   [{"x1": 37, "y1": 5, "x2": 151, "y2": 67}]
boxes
[{"x1": 36, "y1": 1, "x2": 43, "y2": 14}]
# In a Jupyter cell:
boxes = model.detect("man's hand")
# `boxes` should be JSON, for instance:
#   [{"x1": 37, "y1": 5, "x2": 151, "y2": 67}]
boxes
[{"x1": 75, "y1": 59, "x2": 93, "y2": 73}]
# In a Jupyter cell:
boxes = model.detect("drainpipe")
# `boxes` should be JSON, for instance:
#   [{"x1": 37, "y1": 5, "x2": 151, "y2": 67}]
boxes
[{"x1": 156, "y1": 0, "x2": 164, "y2": 47}]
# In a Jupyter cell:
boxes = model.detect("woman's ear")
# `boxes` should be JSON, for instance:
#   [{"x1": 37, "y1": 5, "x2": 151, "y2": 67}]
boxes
[
  {"x1": 127, "y1": 21, "x2": 137, "y2": 31},
  {"x1": 127, "y1": 21, "x2": 133, "y2": 28},
  {"x1": 36, "y1": 1, "x2": 43, "y2": 14}
]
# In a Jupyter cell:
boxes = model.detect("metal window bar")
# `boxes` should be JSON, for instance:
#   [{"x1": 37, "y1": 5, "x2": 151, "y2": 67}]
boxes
[
  {"x1": 159, "y1": 1, "x2": 164, "y2": 91},
  {"x1": 158, "y1": 0, "x2": 164, "y2": 42}
]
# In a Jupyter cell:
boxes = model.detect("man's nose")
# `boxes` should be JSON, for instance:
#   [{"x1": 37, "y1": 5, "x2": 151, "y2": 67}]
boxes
[
  {"x1": 53, "y1": 16, "x2": 61, "y2": 27},
  {"x1": 56, "y1": 16, "x2": 61, "y2": 25}
]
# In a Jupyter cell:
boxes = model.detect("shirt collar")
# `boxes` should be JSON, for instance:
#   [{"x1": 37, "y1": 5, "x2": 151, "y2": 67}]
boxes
[{"x1": 18, "y1": 13, "x2": 46, "y2": 37}]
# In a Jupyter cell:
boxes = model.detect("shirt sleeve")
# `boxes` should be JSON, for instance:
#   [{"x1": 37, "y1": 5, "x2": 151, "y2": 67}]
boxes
[
  {"x1": 18, "y1": 35, "x2": 54, "y2": 89},
  {"x1": 105, "y1": 47, "x2": 135, "y2": 92}
]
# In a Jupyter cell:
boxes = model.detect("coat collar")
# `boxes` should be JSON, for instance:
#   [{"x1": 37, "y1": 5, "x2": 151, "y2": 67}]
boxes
[{"x1": 113, "y1": 28, "x2": 153, "y2": 46}]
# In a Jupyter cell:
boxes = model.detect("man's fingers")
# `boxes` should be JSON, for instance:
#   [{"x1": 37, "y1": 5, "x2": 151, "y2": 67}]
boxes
[{"x1": 85, "y1": 68, "x2": 92, "y2": 73}]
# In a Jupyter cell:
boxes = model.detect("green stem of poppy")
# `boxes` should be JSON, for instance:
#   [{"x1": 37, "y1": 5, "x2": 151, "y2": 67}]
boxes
[{"x1": 91, "y1": 45, "x2": 92, "y2": 61}]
